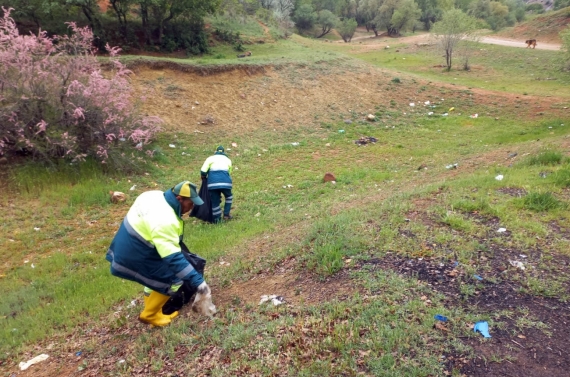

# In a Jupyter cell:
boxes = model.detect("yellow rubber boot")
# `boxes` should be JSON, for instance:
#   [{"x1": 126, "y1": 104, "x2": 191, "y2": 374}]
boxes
[{"x1": 139, "y1": 291, "x2": 178, "y2": 326}]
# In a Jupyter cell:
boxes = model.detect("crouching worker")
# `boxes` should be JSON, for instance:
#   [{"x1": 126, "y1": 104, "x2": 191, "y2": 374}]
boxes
[{"x1": 106, "y1": 181, "x2": 216, "y2": 326}]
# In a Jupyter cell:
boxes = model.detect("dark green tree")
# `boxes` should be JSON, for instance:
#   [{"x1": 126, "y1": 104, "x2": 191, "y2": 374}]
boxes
[
  {"x1": 294, "y1": 3, "x2": 317, "y2": 30},
  {"x1": 338, "y1": 16, "x2": 357, "y2": 41},
  {"x1": 315, "y1": 9, "x2": 338, "y2": 37}
]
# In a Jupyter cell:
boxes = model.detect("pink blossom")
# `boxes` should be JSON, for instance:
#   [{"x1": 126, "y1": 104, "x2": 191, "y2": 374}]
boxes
[
  {"x1": 72, "y1": 107, "x2": 85, "y2": 120},
  {"x1": 35, "y1": 120, "x2": 48, "y2": 135},
  {"x1": 0, "y1": 8, "x2": 162, "y2": 167}
]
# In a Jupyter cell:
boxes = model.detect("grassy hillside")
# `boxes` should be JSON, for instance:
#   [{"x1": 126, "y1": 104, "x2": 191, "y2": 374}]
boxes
[
  {"x1": 1, "y1": 30, "x2": 570, "y2": 377},
  {"x1": 495, "y1": 6, "x2": 570, "y2": 43}
]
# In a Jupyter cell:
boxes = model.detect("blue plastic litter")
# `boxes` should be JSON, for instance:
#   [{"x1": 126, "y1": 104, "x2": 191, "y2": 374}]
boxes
[
  {"x1": 75, "y1": 351, "x2": 82, "y2": 357},
  {"x1": 473, "y1": 274, "x2": 483, "y2": 281},
  {"x1": 452, "y1": 261, "x2": 459, "y2": 267},
  {"x1": 474, "y1": 321, "x2": 492, "y2": 338},
  {"x1": 434, "y1": 314, "x2": 448, "y2": 322}
]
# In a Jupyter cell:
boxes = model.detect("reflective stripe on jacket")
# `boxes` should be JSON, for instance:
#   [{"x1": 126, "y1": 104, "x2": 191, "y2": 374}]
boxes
[
  {"x1": 106, "y1": 190, "x2": 203, "y2": 295},
  {"x1": 201, "y1": 153, "x2": 232, "y2": 190}
]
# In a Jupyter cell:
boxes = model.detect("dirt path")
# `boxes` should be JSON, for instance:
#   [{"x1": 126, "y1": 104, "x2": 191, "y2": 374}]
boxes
[
  {"x1": 480, "y1": 36, "x2": 560, "y2": 50},
  {"x1": 257, "y1": 20, "x2": 272, "y2": 40},
  {"x1": 345, "y1": 32, "x2": 562, "y2": 50}
]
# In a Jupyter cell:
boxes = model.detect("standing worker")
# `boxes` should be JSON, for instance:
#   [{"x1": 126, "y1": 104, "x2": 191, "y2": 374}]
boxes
[
  {"x1": 201, "y1": 145, "x2": 233, "y2": 222},
  {"x1": 106, "y1": 181, "x2": 216, "y2": 326}
]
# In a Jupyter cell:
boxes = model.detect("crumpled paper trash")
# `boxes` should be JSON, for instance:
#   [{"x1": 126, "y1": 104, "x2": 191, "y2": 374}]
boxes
[
  {"x1": 259, "y1": 295, "x2": 285, "y2": 306},
  {"x1": 19, "y1": 354, "x2": 49, "y2": 370},
  {"x1": 509, "y1": 260, "x2": 526, "y2": 270},
  {"x1": 191, "y1": 283, "x2": 217, "y2": 319}
]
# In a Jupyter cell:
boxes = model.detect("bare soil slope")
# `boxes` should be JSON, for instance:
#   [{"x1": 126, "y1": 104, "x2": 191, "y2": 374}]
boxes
[{"x1": 129, "y1": 61, "x2": 566, "y2": 136}]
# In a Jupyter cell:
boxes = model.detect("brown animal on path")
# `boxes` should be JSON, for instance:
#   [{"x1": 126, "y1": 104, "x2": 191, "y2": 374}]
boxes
[
  {"x1": 237, "y1": 51, "x2": 252, "y2": 58},
  {"x1": 525, "y1": 39, "x2": 537, "y2": 49}
]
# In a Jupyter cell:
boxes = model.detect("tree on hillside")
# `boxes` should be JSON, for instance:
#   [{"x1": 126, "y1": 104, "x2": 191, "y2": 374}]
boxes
[
  {"x1": 505, "y1": 0, "x2": 526, "y2": 22},
  {"x1": 338, "y1": 17, "x2": 357, "y2": 41},
  {"x1": 432, "y1": 9, "x2": 478, "y2": 71},
  {"x1": 390, "y1": 0, "x2": 422, "y2": 35},
  {"x1": 372, "y1": 0, "x2": 421, "y2": 36},
  {"x1": 294, "y1": 4, "x2": 317, "y2": 30},
  {"x1": 468, "y1": 0, "x2": 517, "y2": 30},
  {"x1": 415, "y1": 0, "x2": 453, "y2": 30},
  {"x1": 339, "y1": 0, "x2": 358, "y2": 19},
  {"x1": 487, "y1": 1, "x2": 509, "y2": 30},
  {"x1": 555, "y1": 0, "x2": 570, "y2": 10},
  {"x1": 315, "y1": 9, "x2": 338, "y2": 37},
  {"x1": 144, "y1": 0, "x2": 218, "y2": 45},
  {"x1": 358, "y1": 0, "x2": 383, "y2": 36},
  {"x1": 313, "y1": 0, "x2": 343, "y2": 13},
  {"x1": 109, "y1": 0, "x2": 134, "y2": 36}
]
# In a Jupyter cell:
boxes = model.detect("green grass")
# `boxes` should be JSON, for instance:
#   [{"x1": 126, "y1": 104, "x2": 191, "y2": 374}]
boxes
[
  {"x1": 208, "y1": 15, "x2": 267, "y2": 38},
  {"x1": 350, "y1": 41, "x2": 570, "y2": 97},
  {"x1": 527, "y1": 150, "x2": 564, "y2": 166},
  {"x1": 2, "y1": 29, "x2": 570, "y2": 376}
]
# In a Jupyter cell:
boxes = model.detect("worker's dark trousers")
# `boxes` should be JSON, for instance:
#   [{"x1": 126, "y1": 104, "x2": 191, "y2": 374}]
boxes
[{"x1": 209, "y1": 188, "x2": 232, "y2": 222}]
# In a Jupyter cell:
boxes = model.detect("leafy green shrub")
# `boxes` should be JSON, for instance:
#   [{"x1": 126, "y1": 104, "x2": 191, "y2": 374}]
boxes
[
  {"x1": 523, "y1": 192, "x2": 562, "y2": 211},
  {"x1": 554, "y1": 0, "x2": 570, "y2": 10},
  {"x1": 338, "y1": 18, "x2": 357, "y2": 42},
  {"x1": 294, "y1": 4, "x2": 317, "y2": 31},
  {"x1": 163, "y1": 20, "x2": 209, "y2": 55},
  {"x1": 525, "y1": 3, "x2": 545, "y2": 13}
]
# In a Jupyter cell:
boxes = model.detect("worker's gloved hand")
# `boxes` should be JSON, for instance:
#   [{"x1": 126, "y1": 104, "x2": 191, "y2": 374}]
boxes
[{"x1": 192, "y1": 282, "x2": 217, "y2": 318}]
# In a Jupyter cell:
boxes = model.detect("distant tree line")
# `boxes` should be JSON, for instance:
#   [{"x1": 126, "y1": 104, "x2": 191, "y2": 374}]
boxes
[
  {"x1": 2, "y1": 0, "x2": 566, "y2": 53},
  {"x1": 290, "y1": 0, "x2": 531, "y2": 41},
  {"x1": 1, "y1": 0, "x2": 296, "y2": 54}
]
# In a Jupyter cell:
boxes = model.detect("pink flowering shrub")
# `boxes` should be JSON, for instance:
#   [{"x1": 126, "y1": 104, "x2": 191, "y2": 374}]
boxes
[{"x1": 0, "y1": 8, "x2": 162, "y2": 168}]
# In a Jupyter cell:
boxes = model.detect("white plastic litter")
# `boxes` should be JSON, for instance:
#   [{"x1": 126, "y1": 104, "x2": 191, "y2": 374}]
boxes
[
  {"x1": 495, "y1": 175, "x2": 504, "y2": 181},
  {"x1": 470, "y1": 114, "x2": 478, "y2": 118},
  {"x1": 509, "y1": 260, "x2": 526, "y2": 270},
  {"x1": 34, "y1": 227, "x2": 40, "y2": 231},
  {"x1": 409, "y1": 103, "x2": 415, "y2": 107},
  {"x1": 19, "y1": 354, "x2": 49, "y2": 371},
  {"x1": 291, "y1": 142, "x2": 299, "y2": 146},
  {"x1": 129, "y1": 185, "x2": 136, "y2": 191},
  {"x1": 497, "y1": 228, "x2": 507, "y2": 233},
  {"x1": 424, "y1": 101, "x2": 430, "y2": 105},
  {"x1": 169, "y1": 144, "x2": 176, "y2": 148},
  {"x1": 259, "y1": 295, "x2": 285, "y2": 306},
  {"x1": 428, "y1": 112, "x2": 434, "y2": 115}
]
